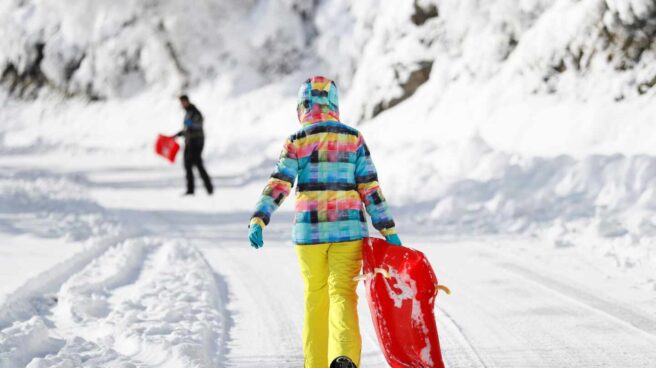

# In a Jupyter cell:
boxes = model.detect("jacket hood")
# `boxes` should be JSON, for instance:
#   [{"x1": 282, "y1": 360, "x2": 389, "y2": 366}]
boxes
[{"x1": 297, "y1": 76, "x2": 339, "y2": 125}]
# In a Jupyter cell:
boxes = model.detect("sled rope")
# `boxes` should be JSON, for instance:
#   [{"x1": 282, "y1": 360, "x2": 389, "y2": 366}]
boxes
[
  {"x1": 354, "y1": 269, "x2": 452, "y2": 297},
  {"x1": 435, "y1": 284, "x2": 451, "y2": 296},
  {"x1": 353, "y1": 267, "x2": 390, "y2": 281}
]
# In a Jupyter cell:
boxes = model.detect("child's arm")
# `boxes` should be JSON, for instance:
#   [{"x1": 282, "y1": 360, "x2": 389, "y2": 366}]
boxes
[
  {"x1": 250, "y1": 136, "x2": 299, "y2": 229},
  {"x1": 354, "y1": 133, "x2": 397, "y2": 238}
]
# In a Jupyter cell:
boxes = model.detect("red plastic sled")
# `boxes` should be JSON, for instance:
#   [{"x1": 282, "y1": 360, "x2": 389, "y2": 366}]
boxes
[
  {"x1": 359, "y1": 237, "x2": 449, "y2": 368},
  {"x1": 155, "y1": 134, "x2": 180, "y2": 163}
]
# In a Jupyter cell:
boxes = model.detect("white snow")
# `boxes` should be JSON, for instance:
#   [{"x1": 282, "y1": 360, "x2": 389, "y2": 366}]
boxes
[
  {"x1": 1, "y1": 0, "x2": 655, "y2": 366},
  {"x1": 0, "y1": 317, "x2": 64, "y2": 368},
  {"x1": 44, "y1": 239, "x2": 227, "y2": 368},
  {"x1": 0, "y1": 152, "x2": 655, "y2": 366}
]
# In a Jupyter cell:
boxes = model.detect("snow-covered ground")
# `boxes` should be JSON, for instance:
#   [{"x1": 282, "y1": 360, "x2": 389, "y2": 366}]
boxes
[
  {"x1": 1, "y1": 0, "x2": 656, "y2": 366},
  {"x1": 1, "y1": 151, "x2": 655, "y2": 367}
]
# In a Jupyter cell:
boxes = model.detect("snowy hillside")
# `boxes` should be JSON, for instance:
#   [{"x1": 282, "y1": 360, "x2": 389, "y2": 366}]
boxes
[
  {"x1": 1, "y1": 1, "x2": 656, "y2": 366},
  {"x1": 0, "y1": 0, "x2": 315, "y2": 98},
  {"x1": 2, "y1": 0, "x2": 655, "y2": 279}
]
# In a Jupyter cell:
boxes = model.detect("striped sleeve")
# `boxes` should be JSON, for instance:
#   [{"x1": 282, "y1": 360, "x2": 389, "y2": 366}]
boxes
[
  {"x1": 354, "y1": 133, "x2": 396, "y2": 236},
  {"x1": 250, "y1": 137, "x2": 299, "y2": 229}
]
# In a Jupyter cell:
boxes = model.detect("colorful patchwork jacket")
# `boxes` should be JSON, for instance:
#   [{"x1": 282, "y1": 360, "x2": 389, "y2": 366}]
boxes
[{"x1": 250, "y1": 76, "x2": 396, "y2": 245}]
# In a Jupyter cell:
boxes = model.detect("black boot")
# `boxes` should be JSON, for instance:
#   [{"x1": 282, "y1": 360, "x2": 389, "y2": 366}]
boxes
[{"x1": 330, "y1": 356, "x2": 357, "y2": 368}]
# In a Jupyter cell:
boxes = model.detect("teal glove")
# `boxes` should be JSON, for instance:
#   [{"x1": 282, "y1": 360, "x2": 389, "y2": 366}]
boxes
[
  {"x1": 385, "y1": 233, "x2": 402, "y2": 246},
  {"x1": 249, "y1": 224, "x2": 264, "y2": 249}
]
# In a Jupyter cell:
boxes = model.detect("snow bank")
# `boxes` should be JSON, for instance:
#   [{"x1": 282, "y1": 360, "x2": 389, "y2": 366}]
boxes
[
  {"x1": 55, "y1": 239, "x2": 150, "y2": 323},
  {"x1": 0, "y1": 317, "x2": 64, "y2": 368},
  {"x1": 383, "y1": 135, "x2": 656, "y2": 282},
  {"x1": 0, "y1": 238, "x2": 229, "y2": 367},
  {"x1": 46, "y1": 239, "x2": 227, "y2": 367}
]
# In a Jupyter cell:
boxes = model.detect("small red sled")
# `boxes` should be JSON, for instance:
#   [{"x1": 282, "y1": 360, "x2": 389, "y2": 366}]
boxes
[
  {"x1": 155, "y1": 134, "x2": 180, "y2": 163},
  {"x1": 357, "y1": 237, "x2": 450, "y2": 368}
]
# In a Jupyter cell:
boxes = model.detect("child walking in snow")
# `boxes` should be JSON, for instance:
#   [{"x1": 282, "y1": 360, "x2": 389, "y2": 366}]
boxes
[{"x1": 248, "y1": 76, "x2": 401, "y2": 368}]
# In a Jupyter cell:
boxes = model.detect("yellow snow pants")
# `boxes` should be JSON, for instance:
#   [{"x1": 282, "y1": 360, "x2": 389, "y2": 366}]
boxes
[{"x1": 295, "y1": 239, "x2": 363, "y2": 368}]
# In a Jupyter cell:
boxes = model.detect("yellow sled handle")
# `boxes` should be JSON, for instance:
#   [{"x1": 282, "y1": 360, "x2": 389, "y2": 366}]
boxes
[
  {"x1": 435, "y1": 284, "x2": 451, "y2": 297},
  {"x1": 353, "y1": 268, "x2": 391, "y2": 282}
]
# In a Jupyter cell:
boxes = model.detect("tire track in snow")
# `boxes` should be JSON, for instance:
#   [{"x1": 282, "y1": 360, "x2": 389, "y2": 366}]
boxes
[
  {"x1": 435, "y1": 305, "x2": 489, "y2": 368},
  {"x1": 499, "y1": 262, "x2": 656, "y2": 341},
  {"x1": 1, "y1": 238, "x2": 232, "y2": 367},
  {"x1": 0, "y1": 238, "x2": 120, "y2": 331},
  {"x1": 105, "y1": 240, "x2": 227, "y2": 367},
  {"x1": 420, "y1": 241, "x2": 656, "y2": 367},
  {"x1": 112, "y1": 197, "x2": 238, "y2": 366},
  {"x1": 0, "y1": 239, "x2": 126, "y2": 368},
  {"x1": 1, "y1": 238, "x2": 150, "y2": 368},
  {"x1": 213, "y1": 271, "x2": 235, "y2": 368},
  {"x1": 216, "y1": 247, "x2": 304, "y2": 368}
]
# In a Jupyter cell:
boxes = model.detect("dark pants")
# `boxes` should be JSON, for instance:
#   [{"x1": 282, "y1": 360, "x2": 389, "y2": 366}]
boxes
[{"x1": 184, "y1": 137, "x2": 213, "y2": 194}]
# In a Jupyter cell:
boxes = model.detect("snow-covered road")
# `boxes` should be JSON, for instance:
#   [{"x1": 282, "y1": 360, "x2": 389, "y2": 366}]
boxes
[{"x1": 2, "y1": 156, "x2": 656, "y2": 367}]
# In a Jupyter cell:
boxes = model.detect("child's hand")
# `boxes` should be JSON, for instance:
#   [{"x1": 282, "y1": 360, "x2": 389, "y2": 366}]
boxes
[
  {"x1": 248, "y1": 224, "x2": 264, "y2": 249},
  {"x1": 385, "y1": 233, "x2": 402, "y2": 246}
]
